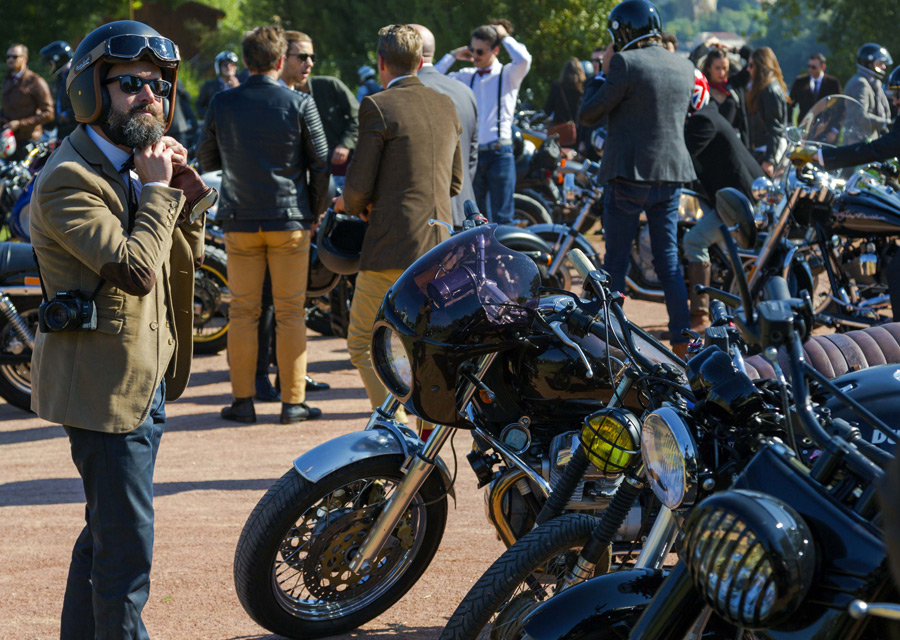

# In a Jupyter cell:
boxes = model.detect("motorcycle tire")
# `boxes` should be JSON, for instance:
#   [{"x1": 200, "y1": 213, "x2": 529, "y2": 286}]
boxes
[
  {"x1": 192, "y1": 245, "x2": 230, "y2": 355},
  {"x1": 513, "y1": 193, "x2": 553, "y2": 227},
  {"x1": 0, "y1": 295, "x2": 39, "y2": 412},
  {"x1": 440, "y1": 513, "x2": 608, "y2": 640},
  {"x1": 234, "y1": 456, "x2": 448, "y2": 639}
]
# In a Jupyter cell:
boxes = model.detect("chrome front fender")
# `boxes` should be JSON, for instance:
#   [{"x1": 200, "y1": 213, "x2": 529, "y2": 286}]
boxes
[{"x1": 292, "y1": 420, "x2": 456, "y2": 500}]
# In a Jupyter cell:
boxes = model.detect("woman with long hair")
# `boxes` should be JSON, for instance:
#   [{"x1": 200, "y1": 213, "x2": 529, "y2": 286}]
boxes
[
  {"x1": 700, "y1": 47, "x2": 747, "y2": 143},
  {"x1": 745, "y1": 46, "x2": 789, "y2": 176},
  {"x1": 544, "y1": 57, "x2": 586, "y2": 124}
]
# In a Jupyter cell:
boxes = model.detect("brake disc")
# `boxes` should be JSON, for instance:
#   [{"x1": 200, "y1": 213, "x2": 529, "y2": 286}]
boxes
[{"x1": 301, "y1": 504, "x2": 413, "y2": 601}]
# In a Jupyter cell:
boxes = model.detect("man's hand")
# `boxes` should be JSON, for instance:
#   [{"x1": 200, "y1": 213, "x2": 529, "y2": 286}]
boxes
[
  {"x1": 332, "y1": 195, "x2": 345, "y2": 212},
  {"x1": 452, "y1": 46, "x2": 473, "y2": 62},
  {"x1": 161, "y1": 136, "x2": 188, "y2": 165},
  {"x1": 493, "y1": 23, "x2": 509, "y2": 39},
  {"x1": 224, "y1": 76, "x2": 240, "y2": 89},
  {"x1": 789, "y1": 146, "x2": 818, "y2": 167},
  {"x1": 761, "y1": 160, "x2": 774, "y2": 177},
  {"x1": 135, "y1": 140, "x2": 175, "y2": 186},
  {"x1": 332, "y1": 145, "x2": 350, "y2": 166}
]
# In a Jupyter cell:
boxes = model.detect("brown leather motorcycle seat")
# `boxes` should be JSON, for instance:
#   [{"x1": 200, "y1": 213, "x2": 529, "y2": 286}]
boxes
[{"x1": 743, "y1": 323, "x2": 900, "y2": 380}]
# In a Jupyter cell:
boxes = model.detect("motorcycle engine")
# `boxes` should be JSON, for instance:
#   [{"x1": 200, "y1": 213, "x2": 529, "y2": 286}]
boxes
[{"x1": 836, "y1": 237, "x2": 882, "y2": 286}]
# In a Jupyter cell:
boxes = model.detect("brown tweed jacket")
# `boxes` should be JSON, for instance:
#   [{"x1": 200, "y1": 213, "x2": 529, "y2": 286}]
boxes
[
  {"x1": 343, "y1": 75, "x2": 462, "y2": 271},
  {"x1": 29, "y1": 125, "x2": 202, "y2": 432}
]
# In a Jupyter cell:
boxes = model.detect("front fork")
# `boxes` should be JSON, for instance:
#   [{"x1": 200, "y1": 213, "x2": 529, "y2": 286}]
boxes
[
  {"x1": 0, "y1": 294, "x2": 35, "y2": 349},
  {"x1": 349, "y1": 353, "x2": 497, "y2": 575}
]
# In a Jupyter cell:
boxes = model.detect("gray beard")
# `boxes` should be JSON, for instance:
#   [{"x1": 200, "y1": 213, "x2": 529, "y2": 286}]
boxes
[{"x1": 106, "y1": 106, "x2": 165, "y2": 149}]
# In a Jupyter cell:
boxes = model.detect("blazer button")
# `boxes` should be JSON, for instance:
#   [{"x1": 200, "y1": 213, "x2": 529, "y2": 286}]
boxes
[
  {"x1": 168, "y1": 338, "x2": 175, "y2": 345},
  {"x1": 165, "y1": 321, "x2": 171, "y2": 328},
  {"x1": 150, "y1": 321, "x2": 159, "y2": 331}
]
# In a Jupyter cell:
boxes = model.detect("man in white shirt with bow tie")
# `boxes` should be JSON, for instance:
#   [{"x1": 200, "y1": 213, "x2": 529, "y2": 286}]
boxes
[{"x1": 435, "y1": 20, "x2": 531, "y2": 225}]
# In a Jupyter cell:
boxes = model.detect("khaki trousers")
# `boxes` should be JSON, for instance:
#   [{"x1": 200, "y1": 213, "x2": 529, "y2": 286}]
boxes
[{"x1": 225, "y1": 229, "x2": 310, "y2": 404}]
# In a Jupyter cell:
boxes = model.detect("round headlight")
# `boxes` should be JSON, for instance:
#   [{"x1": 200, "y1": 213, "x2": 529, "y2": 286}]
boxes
[
  {"x1": 579, "y1": 407, "x2": 641, "y2": 474},
  {"x1": 640, "y1": 407, "x2": 698, "y2": 509},
  {"x1": 372, "y1": 325, "x2": 412, "y2": 396},
  {"x1": 683, "y1": 490, "x2": 815, "y2": 629}
]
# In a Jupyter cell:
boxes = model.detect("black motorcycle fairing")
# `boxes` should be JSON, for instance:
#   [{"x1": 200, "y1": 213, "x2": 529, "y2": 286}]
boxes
[
  {"x1": 374, "y1": 224, "x2": 541, "y2": 428},
  {"x1": 521, "y1": 569, "x2": 666, "y2": 640}
]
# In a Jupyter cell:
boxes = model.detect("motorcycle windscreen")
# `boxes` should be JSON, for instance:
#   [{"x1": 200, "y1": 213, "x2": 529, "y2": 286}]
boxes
[
  {"x1": 386, "y1": 224, "x2": 540, "y2": 345},
  {"x1": 799, "y1": 94, "x2": 876, "y2": 150}
]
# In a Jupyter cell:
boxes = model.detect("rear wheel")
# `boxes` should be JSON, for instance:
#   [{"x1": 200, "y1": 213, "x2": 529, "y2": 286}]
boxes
[
  {"x1": 0, "y1": 296, "x2": 38, "y2": 411},
  {"x1": 192, "y1": 245, "x2": 230, "y2": 355},
  {"x1": 513, "y1": 193, "x2": 553, "y2": 227}
]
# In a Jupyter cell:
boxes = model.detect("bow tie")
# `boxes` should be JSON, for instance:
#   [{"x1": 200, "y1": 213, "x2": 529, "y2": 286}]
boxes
[{"x1": 477, "y1": 68, "x2": 492, "y2": 77}]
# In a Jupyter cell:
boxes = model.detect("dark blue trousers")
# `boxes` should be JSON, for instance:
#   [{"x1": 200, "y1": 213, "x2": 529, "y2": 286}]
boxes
[
  {"x1": 473, "y1": 143, "x2": 516, "y2": 224},
  {"x1": 60, "y1": 382, "x2": 166, "y2": 640}
]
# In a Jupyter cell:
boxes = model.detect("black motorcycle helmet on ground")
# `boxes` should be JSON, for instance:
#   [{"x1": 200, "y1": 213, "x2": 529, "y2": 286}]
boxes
[
  {"x1": 67, "y1": 20, "x2": 180, "y2": 131},
  {"x1": 39, "y1": 41, "x2": 72, "y2": 76},
  {"x1": 856, "y1": 43, "x2": 893, "y2": 80},
  {"x1": 607, "y1": 0, "x2": 663, "y2": 52},
  {"x1": 214, "y1": 50, "x2": 239, "y2": 76}
]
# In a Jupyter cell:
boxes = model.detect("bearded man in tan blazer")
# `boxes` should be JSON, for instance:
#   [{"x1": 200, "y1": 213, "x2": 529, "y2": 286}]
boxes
[
  {"x1": 334, "y1": 24, "x2": 462, "y2": 429},
  {"x1": 29, "y1": 21, "x2": 203, "y2": 638}
]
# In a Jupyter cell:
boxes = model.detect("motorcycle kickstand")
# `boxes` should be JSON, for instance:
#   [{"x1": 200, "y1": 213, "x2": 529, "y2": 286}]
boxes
[{"x1": 348, "y1": 423, "x2": 454, "y2": 576}]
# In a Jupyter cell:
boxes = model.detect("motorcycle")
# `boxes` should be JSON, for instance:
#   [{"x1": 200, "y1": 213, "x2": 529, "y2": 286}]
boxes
[
  {"x1": 738, "y1": 94, "x2": 900, "y2": 330},
  {"x1": 0, "y1": 242, "x2": 42, "y2": 411},
  {"x1": 517, "y1": 232, "x2": 900, "y2": 640},
  {"x1": 231, "y1": 208, "x2": 682, "y2": 639}
]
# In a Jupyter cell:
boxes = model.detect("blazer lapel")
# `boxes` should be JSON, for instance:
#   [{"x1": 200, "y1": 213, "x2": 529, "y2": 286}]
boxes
[{"x1": 69, "y1": 125, "x2": 130, "y2": 213}]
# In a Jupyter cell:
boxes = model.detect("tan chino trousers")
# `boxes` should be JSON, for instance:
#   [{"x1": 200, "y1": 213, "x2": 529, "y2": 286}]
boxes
[{"x1": 225, "y1": 229, "x2": 310, "y2": 404}]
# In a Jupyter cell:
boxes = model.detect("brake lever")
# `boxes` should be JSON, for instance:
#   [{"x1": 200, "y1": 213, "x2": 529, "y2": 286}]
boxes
[{"x1": 549, "y1": 321, "x2": 593, "y2": 378}]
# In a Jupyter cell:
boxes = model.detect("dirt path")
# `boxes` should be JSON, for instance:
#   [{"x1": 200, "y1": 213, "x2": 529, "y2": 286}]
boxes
[{"x1": 0, "y1": 296, "x2": 672, "y2": 639}]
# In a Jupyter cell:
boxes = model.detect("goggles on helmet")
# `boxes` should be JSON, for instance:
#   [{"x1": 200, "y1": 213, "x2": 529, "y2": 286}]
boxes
[{"x1": 74, "y1": 35, "x2": 179, "y2": 77}]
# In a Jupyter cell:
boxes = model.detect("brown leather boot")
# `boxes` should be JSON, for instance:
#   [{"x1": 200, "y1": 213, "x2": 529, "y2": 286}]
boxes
[
  {"x1": 170, "y1": 162, "x2": 218, "y2": 223},
  {"x1": 687, "y1": 261, "x2": 711, "y2": 332}
]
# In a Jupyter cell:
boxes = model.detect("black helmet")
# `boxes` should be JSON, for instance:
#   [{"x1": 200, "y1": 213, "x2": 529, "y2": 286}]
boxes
[
  {"x1": 67, "y1": 20, "x2": 180, "y2": 130},
  {"x1": 214, "y1": 50, "x2": 239, "y2": 76},
  {"x1": 316, "y1": 208, "x2": 367, "y2": 276},
  {"x1": 40, "y1": 41, "x2": 72, "y2": 76},
  {"x1": 607, "y1": 0, "x2": 663, "y2": 52},
  {"x1": 307, "y1": 243, "x2": 340, "y2": 297},
  {"x1": 887, "y1": 65, "x2": 900, "y2": 98},
  {"x1": 856, "y1": 43, "x2": 893, "y2": 79}
]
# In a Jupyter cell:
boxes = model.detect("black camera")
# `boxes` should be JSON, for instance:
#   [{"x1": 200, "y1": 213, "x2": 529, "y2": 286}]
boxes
[{"x1": 39, "y1": 292, "x2": 98, "y2": 333}]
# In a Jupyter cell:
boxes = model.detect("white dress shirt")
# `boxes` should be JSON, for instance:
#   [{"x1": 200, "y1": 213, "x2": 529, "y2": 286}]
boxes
[{"x1": 435, "y1": 36, "x2": 532, "y2": 145}]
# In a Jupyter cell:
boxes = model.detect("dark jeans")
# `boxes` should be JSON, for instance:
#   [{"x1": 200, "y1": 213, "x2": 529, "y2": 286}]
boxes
[
  {"x1": 61, "y1": 382, "x2": 166, "y2": 640},
  {"x1": 474, "y1": 144, "x2": 516, "y2": 224},
  {"x1": 603, "y1": 179, "x2": 690, "y2": 344}
]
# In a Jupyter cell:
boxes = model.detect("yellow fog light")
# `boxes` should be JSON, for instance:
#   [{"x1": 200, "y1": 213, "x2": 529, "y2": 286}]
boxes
[{"x1": 579, "y1": 407, "x2": 641, "y2": 474}]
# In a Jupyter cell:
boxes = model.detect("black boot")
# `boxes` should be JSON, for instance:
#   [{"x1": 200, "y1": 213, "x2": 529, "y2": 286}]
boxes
[
  {"x1": 255, "y1": 375, "x2": 281, "y2": 402},
  {"x1": 280, "y1": 402, "x2": 323, "y2": 424},
  {"x1": 305, "y1": 375, "x2": 330, "y2": 392},
  {"x1": 221, "y1": 397, "x2": 256, "y2": 423}
]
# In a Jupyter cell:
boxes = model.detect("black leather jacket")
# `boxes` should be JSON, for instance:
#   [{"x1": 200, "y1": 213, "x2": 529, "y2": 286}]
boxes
[{"x1": 197, "y1": 74, "x2": 330, "y2": 225}]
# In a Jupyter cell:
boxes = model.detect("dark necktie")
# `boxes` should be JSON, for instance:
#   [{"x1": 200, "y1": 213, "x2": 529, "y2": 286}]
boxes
[{"x1": 119, "y1": 154, "x2": 138, "y2": 232}]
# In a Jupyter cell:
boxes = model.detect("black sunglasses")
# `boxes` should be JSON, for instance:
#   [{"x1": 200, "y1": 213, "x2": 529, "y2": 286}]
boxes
[
  {"x1": 467, "y1": 46, "x2": 488, "y2": 57},
  {"x1": 103, "y1": 74, "x2": 172, "y2": 98},
  {"x1": 288, "y1": 52, "x2": 316, "y2": 63}
]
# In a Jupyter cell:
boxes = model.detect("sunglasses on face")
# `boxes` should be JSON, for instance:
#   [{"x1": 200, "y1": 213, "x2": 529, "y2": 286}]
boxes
[
  {"x1": 288, "y1": 53, "x2": 316, "y2": 63},
  {"x1": 467, "y1": 46, "x2": 488, "y2": 57},
  {"x1": 103, "y1": 74, "x2": 172, "y2": 98}
]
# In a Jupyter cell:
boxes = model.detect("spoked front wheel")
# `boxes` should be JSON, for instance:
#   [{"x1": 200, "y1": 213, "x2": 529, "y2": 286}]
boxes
[{"x1": 234, "y1": 456, "x2": 448, "y2": 639}]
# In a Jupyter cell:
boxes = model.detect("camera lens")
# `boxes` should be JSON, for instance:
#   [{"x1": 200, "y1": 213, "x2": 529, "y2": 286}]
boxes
[{"x1": 45, "y1": 301, "x2": 74, "y2": 331}]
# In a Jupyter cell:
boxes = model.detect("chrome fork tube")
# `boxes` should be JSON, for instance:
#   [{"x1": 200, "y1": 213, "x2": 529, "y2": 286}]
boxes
[
  {"x1": 748, "y1": 192, "x2": 797, "y2": 291},
  {"x1": 633, "y1": 506, "x2": 677, "y2": 570},
  {"x1": 349, "y1": 423, "x2": 454, "y2": 575},
  {"x1": 0, "y1": 295, "x2": 34, "y2": 348},
  {"x1": 350, "y1": 353, "x2": 496, "y2": 575},
  {"x1": 547, "y1": 194, "x2": 597, "y2": 277}
]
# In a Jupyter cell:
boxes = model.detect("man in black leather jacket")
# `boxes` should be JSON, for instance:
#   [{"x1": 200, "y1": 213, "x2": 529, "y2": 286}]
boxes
[{"x1": 197, "y1": 25, "x2": 330, "y2": 425}]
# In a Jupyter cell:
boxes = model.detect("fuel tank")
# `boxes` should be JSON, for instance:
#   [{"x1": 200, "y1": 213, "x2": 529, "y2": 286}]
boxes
[
  {"x1": 825, "y1": 363, "x2": 900, "y2": 452},
  {"x1": 832, "y1": 189, "x2": 900, "y2": 237}
]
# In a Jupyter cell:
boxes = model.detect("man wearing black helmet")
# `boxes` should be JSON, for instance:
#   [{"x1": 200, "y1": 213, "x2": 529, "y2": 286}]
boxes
[
  {"x1": 580, "y1": 0, "x2": 696, "y2": 359},
  {"x1": 845, "y1": 43, "x2": 893, "y2": 134},
  {"x1": 29, "y1": 20, "x2": 206, "y2": 638},
  {"x1": 39, "y1": 40, "x2": 76, "y2": 139},
  {"x1": 197, "y1": 50, "x2": 240, "y2": 117}
]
